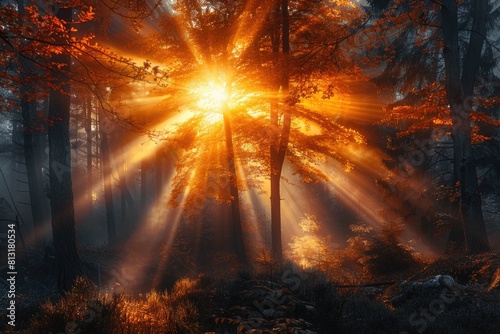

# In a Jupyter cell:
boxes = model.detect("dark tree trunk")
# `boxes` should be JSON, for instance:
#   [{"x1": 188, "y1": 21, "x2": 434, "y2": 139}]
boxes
[
  {"x1": 269, "y1": 162, "x2": 283, "y2": 262},
  {"x1": 269, "y1": 0, "x2": 291, "y2": 263},
  {"x1": 447, "y1": 171, "x2": 465, "y2": 253},
  {"x1": 18, "y1": 0, "x2": 45, "y2": 245},
  {"x1": 99, "y1": 110, "x2": 116, "y2": 243},
  {"x1": 85, "y1": 94, "x2": 93, "y2": 208},
  {"x1": 119, "y1": 166, "x2": 134, "y2": 228},
  {"x1": 33, "y1": 122, "x2": 49, "y2": 222},
  {"x1": 222, "y1": 85, "x2": 248, "y2": 265},
  {"x1": 446, "y1": 204, "x2": 466, "y2": 254},
  {"x1": 21, "y1": 87, "x2": 44, "y2": 244},
  {"x1": 47, "y1": 6, "x2": 85, "y2": 294},
  {"x1": 441, "y1": 0, "x2": 490, "y2": 254},
  {"x1": 116, "y1": 128, "x2": 133, "y2": 227}
]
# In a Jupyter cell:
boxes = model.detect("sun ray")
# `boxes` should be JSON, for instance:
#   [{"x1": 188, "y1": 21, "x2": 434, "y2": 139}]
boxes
[
  {"x1": 229, "y1": 0, "x2": 275, "y2": 59},
  {"x1": 65, "y1": 0, "x2": 422, "y2": 285}
]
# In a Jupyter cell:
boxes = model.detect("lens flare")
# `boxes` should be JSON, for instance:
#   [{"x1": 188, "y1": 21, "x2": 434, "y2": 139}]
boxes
[{"x1": 194, "y1": 81, "x2": 228, "y2": 112}]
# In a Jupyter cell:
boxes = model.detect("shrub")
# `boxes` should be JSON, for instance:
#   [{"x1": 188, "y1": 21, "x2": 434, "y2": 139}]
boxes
[
  {"x1": 345, "y1": 222, "x2": 418, "y2": 277},
  {"x1": 29, "y1": 276, "x2": 206, "y2": 334}
]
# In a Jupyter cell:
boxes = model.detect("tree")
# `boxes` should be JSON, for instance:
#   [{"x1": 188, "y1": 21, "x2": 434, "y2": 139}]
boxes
[
  {"x1": 365, "y1": 0, "x2": 499, "y2": 254},
  {"x1": 0, "y1": 0, "x2": 49, "y2": 245},
  {"x1": 440, "y1": 0, "x2": 490, "y2": 253},
  {"x1": 153, "y1": 0, "x2": 364, "y2": 265},
  {"x1": 1, "y1": 0, "x2": 166, "y2": 292},
  {"x1": 269, "y1": 0, "x2": 291, "y2": 263},
  {"x1": 20, "y1": 53, "x2": 46, "y2": 245},
  {"x1": 222, "y1": 76, "x2": 249, "y2": 265},
  {"x1": 267, "y1": 0, "x2": 366, "y2": 261},
  {"x1": 98, "y1": 104, "x2": 117, "y2": 243},
  {"x1": 140, "y1": 0, "x2": 251, "y2": 265},
  {"x1": 47, "y1": 3, "x2": 85, "y2": 293},
  {"x1": 84, "y1": 93, "x2": 93, "y2": 209}
]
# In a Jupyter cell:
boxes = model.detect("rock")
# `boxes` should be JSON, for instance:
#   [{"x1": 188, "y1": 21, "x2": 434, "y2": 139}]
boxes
[
  {"x1": 422, "y1": 275, "x2": 455, "y2": 289},
  {"x1": 391, "y1": 275, "x2": 456, "y2": 307}
]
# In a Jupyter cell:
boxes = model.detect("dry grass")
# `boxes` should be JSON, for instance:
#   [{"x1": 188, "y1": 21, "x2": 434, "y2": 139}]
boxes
[
  {"x1": 10, "y1": 249, "x2": 500, "y2": 334},
  {"x1": 28, "y1": 277, "x2": 206, "y2": 334}
]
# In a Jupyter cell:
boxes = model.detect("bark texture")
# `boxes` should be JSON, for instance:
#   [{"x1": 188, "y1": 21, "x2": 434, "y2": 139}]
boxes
[
  {"x1": 47, "y1": 6, "x2": 85, "y2": 294},
  {"x1": 270, "y1": 0, "x2": 291, "y2": 263},
  {"x1": 441, "y1": 0, "x2": 490, "y2": 254},
  {"x1": 21, "y1": 87, "x2": 44, "y2": 243}
]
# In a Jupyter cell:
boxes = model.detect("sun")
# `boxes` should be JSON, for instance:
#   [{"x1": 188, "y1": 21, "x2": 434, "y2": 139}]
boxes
[{"x1": 194, "y1": 81, "x2": 229, "y2": 112}]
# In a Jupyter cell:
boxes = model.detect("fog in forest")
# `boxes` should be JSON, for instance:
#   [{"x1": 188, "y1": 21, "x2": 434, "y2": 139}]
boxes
[{"x1": 1, "y1": 0, "x2": 500, "y2": 333}]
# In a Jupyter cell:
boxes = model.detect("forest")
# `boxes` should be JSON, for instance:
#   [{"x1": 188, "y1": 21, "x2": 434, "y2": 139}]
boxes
[{"x1": 0, "y1": 0, "x2": 499, "y2": 333}]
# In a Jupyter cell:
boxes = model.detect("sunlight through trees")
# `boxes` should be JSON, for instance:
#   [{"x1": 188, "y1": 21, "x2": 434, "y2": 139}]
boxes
[{"x1": 0, "y1": 0, "x2": 499, "y2": 317}]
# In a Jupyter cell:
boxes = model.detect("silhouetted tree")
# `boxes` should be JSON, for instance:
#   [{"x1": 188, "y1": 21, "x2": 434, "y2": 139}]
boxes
[{"x1": 47, "y1": 4, "x2": 85, "y2": 293}]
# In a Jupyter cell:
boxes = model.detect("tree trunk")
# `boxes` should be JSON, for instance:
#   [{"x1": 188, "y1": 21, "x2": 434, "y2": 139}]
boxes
[
  {"x1": 445, "y1": 203, "x2": 466, "y2": 254},
  {"x1": 99, "y1": 109, "x2": 116, "y2": 243},
  {"x1": 447, "y1": 168, "x2": 465, "y2": 253},
  {"x1": 21, "y1": 86, "x2": 44, "y2": 244},
  {"x1": 18, "y1": 0, "x2": 45, "y2": 246},
  {"x1": 85, "y1": 94, "x2": 93, "y2": 208},
  {"x1": 222, "y1": 84, "x2": 248, "y2": 265},
  {"x1": 47, "y1": 5, "x2": 85, "y2": 294},
  {"x1": 440, "y1": 0, "x2": 490, "y2": 254},
  {"x1": 119, "y1": 162, "x2": 134, "y2": 229},
  {"x1": 33, "y1": 121, "x2": 49, "y2": 225},
  {"x1": 269, "y1": 0, "x2": 291, "y2": 263},
  {"x1": 270, "y1": 159, "x2": 283, "y2": 262}
]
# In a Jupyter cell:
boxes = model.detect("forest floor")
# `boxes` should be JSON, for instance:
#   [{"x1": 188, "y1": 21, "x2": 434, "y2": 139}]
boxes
[{"x1": 1, "y1": 247, "x2": 500, "y2": 333}]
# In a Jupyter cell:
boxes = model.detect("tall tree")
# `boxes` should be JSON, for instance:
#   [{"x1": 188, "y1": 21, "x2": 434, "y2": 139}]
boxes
[
  {"x1": 99, "y1": 106, "x2": 117, "y2": 243},
  {"x1": 267, "y1": 0, "x2": 365, "y2": 261},
  {"x1": 47, "y1": 3, "x2": 85, "y2": 293},
  {"x1": 85, "y1": 93, "x2": 93, "y2": 209},
  {"x1": 269, "y1": 0, "x2": 291, "y2": 263},
  {"x1": 20, "y1": 64, "x2": 45, "y2": 244},
  {"x1": 222, "y1": 71, "x2": 248, "y2": 265},
  {"x1": 159, "y1": 0, "x2": 364, "y2": 264},
  {"x1": 0, "y1": 0, "x2": 48, "y2": 245},
  {"x1": 366, "y1": 0, "x2": 497, "y2": 253},
  {"x1": 1, "y1": 0, "x2": 165, "y2": 291},
  {"x1": 440, "y1": 0, "x2": 490, "y2": 253},
  {"x1": 141, "y1": 0, "x2": 251, "y2": 265}
]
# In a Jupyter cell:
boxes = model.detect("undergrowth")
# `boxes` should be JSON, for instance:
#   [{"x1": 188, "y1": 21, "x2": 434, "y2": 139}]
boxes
[
  {"x1": 23, "y1": 252, "x2": 500, "y2": 334},
  {"x1": 29, "y1": 276, "x2": 207, "y2": 334}
]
